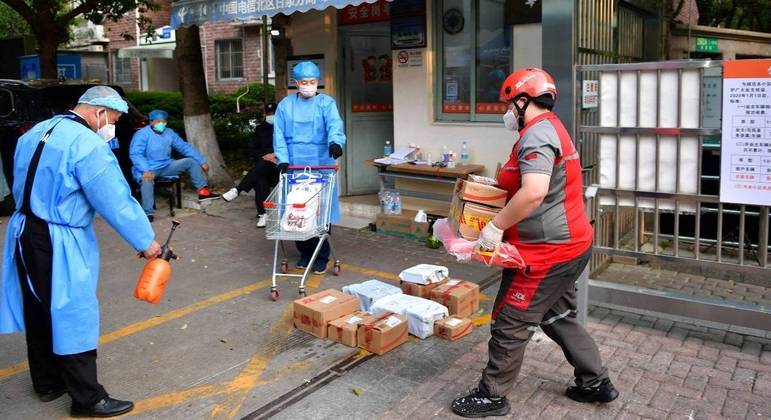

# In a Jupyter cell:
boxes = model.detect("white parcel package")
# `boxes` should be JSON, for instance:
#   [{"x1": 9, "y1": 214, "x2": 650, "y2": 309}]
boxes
[
  {"x1": 398, "y1": 264, "x2": 449, "y2": 285},
  {"x1": 342, "y1": 279, "x2": 403, "y2": 313},
  {"x1": 370, "y1": 294, "x2": 448, "y2": 339}
]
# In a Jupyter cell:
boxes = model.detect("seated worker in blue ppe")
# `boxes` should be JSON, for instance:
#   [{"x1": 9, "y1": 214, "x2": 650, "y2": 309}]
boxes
[
  {"x1": 222, "y1": 102, "x2": 280, "y2": 228},
  {"x1": 0, "y1": 86, "x2": 162, "y2": 418},
  {"x1": 274, "y1": 61, "x2": 346, "y2": 274},
  {"x1": 130, "y1": 109, "x2": 220, "y2": 222}
]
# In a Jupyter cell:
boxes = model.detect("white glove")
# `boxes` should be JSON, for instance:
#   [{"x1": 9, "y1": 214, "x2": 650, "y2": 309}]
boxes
[{"x1": 476, "y1": 222, "x2": 504, "y2": 252}]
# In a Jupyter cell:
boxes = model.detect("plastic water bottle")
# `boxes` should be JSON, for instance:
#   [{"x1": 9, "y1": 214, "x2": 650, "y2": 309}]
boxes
[
  {"x1": 460, "y1": 141, "x2": 470, "y2": 166},
  {"x1": 442, "y1": 145, "x2": 449, "y2": 162},
  {"x1": 384, "y1": 141, "x2": 393, "y2": 157}
]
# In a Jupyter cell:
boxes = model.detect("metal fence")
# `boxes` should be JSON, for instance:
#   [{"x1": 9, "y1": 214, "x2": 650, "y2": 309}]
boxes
[{"x1": 576, "y1": 60, "x2": 770, "y2": 279}]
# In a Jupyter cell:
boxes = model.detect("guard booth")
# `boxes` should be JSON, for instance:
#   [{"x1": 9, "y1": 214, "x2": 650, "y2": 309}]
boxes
[{"x1": 576, "y1": 59, "x2": 771, "y2": 334}]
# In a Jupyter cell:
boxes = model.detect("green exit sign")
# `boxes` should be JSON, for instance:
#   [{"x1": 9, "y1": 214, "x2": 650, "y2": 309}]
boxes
[{"x1": 695, "y1": 37, "x2": 719, "y2": 53}]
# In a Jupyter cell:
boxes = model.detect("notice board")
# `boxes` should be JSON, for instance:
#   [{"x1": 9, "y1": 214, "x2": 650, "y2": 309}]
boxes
[{"x1": 719, "y1": 59, "x2": 771, "y2": 206}]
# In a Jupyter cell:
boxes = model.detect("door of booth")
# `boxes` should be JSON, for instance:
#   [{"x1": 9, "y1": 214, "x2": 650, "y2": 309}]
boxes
[{"x1": 340, "y1": 24, "x2": 393, "y2": 195}]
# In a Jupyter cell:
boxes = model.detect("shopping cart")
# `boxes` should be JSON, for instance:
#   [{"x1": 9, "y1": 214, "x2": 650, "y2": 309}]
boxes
[{"x1": 264, "y1": 165, "x2": 341, "y2": 300}]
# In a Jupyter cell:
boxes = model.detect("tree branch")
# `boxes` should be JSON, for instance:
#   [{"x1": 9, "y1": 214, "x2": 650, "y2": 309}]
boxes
[
  {"x1": 2, "y1": 0, "x2": 37, "y2": 23},
  {"x1": 57, "y1": 0, "x2": 102, "y2": 26}
]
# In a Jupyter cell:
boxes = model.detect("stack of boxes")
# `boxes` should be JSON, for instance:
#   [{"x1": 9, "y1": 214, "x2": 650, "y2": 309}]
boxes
[
  {"x1": 448, "y1": 179, "x2": 508, "y2": 240},
  {"x1": 291, "y1": 264, "x2": 481, "y2": 356}
]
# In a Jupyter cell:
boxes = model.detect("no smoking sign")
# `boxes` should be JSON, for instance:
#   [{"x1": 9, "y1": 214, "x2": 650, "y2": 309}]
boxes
[{"x1": 397, "y1": 50, "x2": 422, "y2": 68}]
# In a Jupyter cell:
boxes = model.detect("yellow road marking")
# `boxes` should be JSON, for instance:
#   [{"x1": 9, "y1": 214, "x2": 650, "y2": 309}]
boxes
[
  {"x1": 0, "y1": 361, "x2": 28, "y2": 381},
  {"x1": 472, "y1": 314, "x2": 492, "y2": 326}
]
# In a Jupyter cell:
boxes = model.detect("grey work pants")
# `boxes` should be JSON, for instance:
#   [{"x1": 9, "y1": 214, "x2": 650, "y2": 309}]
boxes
[{"x1": 479, "y1": 249, "x2": 608, "y2": 397}]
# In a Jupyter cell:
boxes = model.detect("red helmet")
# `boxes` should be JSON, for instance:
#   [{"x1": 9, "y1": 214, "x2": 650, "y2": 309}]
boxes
[{"x1": 499, "y1": 68, "x2": 557, "y2": 103}]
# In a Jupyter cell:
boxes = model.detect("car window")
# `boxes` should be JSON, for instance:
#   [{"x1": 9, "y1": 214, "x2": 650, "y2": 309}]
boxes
[{"x1": 0, "y1": 89, "x2": 14, "y2": 117}]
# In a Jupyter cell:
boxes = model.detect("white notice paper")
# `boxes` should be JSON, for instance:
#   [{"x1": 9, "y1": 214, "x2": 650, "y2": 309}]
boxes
[
  {"x1": 319, "y1": 296, "x2": 337, "y2": 304},
  {"x1": 719, "y1": 60, "x2": 771, "y2": 206}
]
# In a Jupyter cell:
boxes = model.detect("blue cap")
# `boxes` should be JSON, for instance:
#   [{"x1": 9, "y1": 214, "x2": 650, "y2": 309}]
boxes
[
  {"x1": 77, "y1": 86, "x2": 128, "y2": 113},
  {"x1": 148, "y1": 109, "x2": 169, "y2": 121},
  {"x1": 292, "y1": 61, "x2": 320, "y2": 81}
]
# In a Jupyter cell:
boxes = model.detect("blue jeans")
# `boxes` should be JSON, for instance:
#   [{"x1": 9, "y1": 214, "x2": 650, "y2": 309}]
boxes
[{"x1": 140, "y1": 158, "x2": 207, "y2": 215}]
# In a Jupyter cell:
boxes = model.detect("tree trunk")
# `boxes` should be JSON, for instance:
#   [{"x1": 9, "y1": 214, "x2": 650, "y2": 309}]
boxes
[
  {"x1": 35, "y1": 25, "x2": 61, "y2": 80},
  {"x1": 175, "y1": 25, "x2": 233, "y2": 187}
]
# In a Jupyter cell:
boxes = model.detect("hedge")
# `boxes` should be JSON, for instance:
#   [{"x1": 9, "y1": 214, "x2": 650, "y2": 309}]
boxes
[{"x1": 125, "y1": 83, "x2": 276, "y2": 174}]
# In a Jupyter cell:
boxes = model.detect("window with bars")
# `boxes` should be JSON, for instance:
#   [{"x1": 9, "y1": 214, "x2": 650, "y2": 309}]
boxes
[
  {"x1": 113, "y1": 56, "x2": 132, "y2": 84},
  {"x1": 216, "y1": 39, "x2": 244, "y2": 80}
]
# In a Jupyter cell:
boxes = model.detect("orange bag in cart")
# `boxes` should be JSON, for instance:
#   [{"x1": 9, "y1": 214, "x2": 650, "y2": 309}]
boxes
[{"x1": 135, "y1": 220, "x2": 180, "y2": 304}]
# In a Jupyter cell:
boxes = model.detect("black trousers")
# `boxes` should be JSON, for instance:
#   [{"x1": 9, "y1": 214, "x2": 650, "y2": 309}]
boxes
[
  {"x1": 295, "y1": 226, "x2": 332, "y2": 266},
  {"x1": 16, "y1": 216, "x2": 107, "y2": 407},
  {"x1": 237, "y1": 160, "x2": 279, "y2": 214}
]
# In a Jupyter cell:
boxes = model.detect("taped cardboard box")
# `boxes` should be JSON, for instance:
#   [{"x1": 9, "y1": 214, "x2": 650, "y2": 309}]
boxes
[
  {"x1": 449, "y1": 199, "x2": 499, "y2": 241},
  {"x1": 357, "y1": 312, "x2": 409, "y2": 355},
  {"x1": 371, "y1": 294, "x2": 448, "y2": 339},
  {"x1": 328, "y1": 311, "x2": 368, "y2": 347},
  {"x1": 435, "y1": 316, "x2": 473, "y2": 341},
  {"x1": 293, "y1": 289, "x2": 360, "y2": 339},
  {"x1": 453, "y1": 179, "x2": 508, "y2": 208},
  {"x1": 400, "y1": 278, "x2": 448, "y2": 298},
  {"x1": 430, "y1": 280, "x2": 480, "y2": 318},
  {"x1": 376, "y1": 210, "x2": 430, "y2": 240}
]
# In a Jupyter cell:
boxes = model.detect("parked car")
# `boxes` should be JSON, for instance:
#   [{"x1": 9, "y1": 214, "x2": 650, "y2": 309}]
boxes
[{"x1": 0, "y1": 80, "x2": 147, "y2": 214}]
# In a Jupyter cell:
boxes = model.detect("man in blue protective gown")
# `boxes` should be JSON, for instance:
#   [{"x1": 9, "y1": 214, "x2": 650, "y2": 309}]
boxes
[
  {"x1": 274, "y1": 61, "x2": 346, "y2": 274},
  {"x1": 0, "y1": 86, "x2": 162, "y2": 418},
  {"x1": 130, "y1": 109, "x2": 220, "y2": 222}
]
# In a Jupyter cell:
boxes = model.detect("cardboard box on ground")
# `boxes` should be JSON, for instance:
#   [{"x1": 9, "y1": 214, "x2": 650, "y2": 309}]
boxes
[
  {"x1": 376, "y1": 209, "x2": 430, "y2": 240},
  {"x1": 434, "y1": 316, "x2": 473, "y2": 341},
  {"x1": 430, "y1": 280, "x2": 480, "y2": 318},
  {"x1": 449, "y1": 179, "x2": 507, "y2": 241},
  {"x1": 357, "y1": 312, "x2": 409, "y2": 355},
  {"x1": 400, "y1": 278, "x2": 448, "y2": 298},
  {"x1": 293, "y1": 289, "x2": 360, "y2": 338},
  {"x1": 327, "y1": 311, "x2": 368, "y2": 347}
]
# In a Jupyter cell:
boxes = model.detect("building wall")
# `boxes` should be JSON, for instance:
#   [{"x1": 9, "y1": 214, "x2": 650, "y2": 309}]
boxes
[
  {"x1": 670, "y1": 25, "x2": 771, "y2": 59},
  {"x1": 104, "y1": 11, "x2": 140, "y2": 89},
  {"x1": 102, "y1": 0, "x2": 266, "y2": 93},
  {"x1": 200, "y1": 22, "x2": 264, "y2": 93}
]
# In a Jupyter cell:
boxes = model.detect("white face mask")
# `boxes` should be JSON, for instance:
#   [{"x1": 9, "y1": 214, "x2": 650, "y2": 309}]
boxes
[
  {"x1": 265, "y1": 115, "x2": 275, "y2": 124},
  {"x1": 299, "y1": 85, "x2": 318, "y2": 98},
  {"x1": 96, "y1": 110, "x2": 116, "y2": 141},
  {"x1": 503, "y1": 109, "x2": 518, "y2": 131}
]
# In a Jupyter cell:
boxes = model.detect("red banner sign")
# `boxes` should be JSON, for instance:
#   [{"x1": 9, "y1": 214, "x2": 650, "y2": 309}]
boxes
[{"x1": 339, "y1": 0, "x2": 391, "y2": 25}]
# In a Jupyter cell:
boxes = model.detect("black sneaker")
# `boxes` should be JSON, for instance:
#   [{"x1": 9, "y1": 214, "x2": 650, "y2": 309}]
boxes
[
  {"x1": 451, "y1": 388, "x2": 510, "y2": 418},
  {"x1": 37, "y1": 387, "x2": 66, "y2": 402},
  {"x1": 312, "y1": 261, "x2": 328, "y2": 275},
  {"x1": 566, "y1": 378, "x2": 619, "y2": 403},
  {"x1": 296, "y1": 258, "x2": 310, "y2": 269},
  {"x1": 71, "y1": 396, "x2": 134, "y2": 418}
]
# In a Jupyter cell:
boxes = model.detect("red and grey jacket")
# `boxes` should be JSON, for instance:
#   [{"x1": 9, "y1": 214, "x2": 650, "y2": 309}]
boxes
[{"x1": 497, "y1": 112, "x2": 593, "y2": 266}]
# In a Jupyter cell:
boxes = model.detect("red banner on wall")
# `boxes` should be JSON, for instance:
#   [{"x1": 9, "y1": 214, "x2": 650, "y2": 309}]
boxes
[{"x1": 339, "y1": 0, "x2": 391, "y2": 25}]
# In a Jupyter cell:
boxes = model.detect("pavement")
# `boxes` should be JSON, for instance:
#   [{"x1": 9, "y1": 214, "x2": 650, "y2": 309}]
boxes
[{"x1": 0, "y1": 191, "x2": 769, "y2": 420}]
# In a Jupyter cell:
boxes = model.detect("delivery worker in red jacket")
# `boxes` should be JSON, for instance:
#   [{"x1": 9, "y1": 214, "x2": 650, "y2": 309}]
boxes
[{"x1": 452, "y1": 68, "x2": 618, "y2": 418}]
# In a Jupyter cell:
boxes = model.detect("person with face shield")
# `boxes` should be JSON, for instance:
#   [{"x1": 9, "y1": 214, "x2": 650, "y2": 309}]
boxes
[
  {"x1": 451, "y1": 68, "x2": 618, "y2": 418},
  {"x1": 0, "y1": 86, "x2": 162, "y2": 418},
  {"x1": 273, "y1": 61, "x2": 346, "y2": 274},
  {"x1": 130, "y1": 109, "x2": 220, "y2": 222},
  {"x1": 222, "y1": 103, "x2": 280, "y2": 228}
]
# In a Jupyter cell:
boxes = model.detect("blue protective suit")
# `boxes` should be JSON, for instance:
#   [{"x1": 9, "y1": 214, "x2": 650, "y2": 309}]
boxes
[
  {"x1": 0, "y1": 115, "x2": 155, "y2": 355},
  {"x1": 273, "y1": 93, "x2": 346, "y2": 222},
  {"x1": 129, "y1": 125, "x2": 206, "y2": 181}
]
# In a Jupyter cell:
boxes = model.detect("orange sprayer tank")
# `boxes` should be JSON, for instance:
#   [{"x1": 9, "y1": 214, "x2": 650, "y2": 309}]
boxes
[{"x1": 135, "y1": 220, "x2": 180, "y2": 304}]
